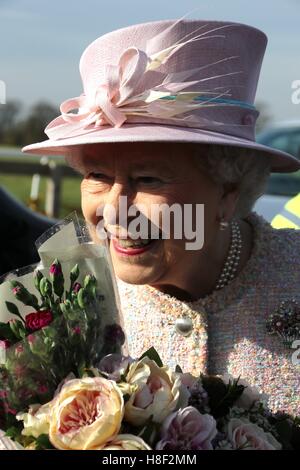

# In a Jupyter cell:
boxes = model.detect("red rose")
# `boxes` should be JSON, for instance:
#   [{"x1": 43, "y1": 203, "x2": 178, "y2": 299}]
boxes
[{"x1": 25, "y1": 310, "x2": 53, "y2": 332}]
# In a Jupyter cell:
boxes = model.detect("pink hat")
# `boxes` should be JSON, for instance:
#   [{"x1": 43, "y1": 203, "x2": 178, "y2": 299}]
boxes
[{"x1": 22, "y1": 18, "x2": 300, "y2": 173}]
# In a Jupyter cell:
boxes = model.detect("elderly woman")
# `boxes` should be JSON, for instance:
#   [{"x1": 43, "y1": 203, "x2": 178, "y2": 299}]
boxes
[{"x1": 23, "y1": 18, "x2": 300, "y2": 415}]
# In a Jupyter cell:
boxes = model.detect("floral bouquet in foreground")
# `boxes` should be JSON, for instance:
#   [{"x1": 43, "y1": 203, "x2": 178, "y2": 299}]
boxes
[
  {"x1": 1, "y1": 347, "x2": 299, "y2": 450},
  {"x1": 0, "y1": 214, "x2": 124, "y2": 432}
]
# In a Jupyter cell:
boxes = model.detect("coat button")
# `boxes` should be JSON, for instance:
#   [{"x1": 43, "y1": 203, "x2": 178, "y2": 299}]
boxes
[{"x1": 175, "y1": 317, "x2": 193, "y2": 336}]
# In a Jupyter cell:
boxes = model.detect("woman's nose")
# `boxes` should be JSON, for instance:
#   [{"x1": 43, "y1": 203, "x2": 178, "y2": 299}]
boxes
[{"x1": 102, "y1": 181, "x2": 135, "y2": 228}]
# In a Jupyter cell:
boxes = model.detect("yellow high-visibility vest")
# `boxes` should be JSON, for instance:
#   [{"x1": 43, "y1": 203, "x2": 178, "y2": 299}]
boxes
[{"x1": 272, "y1": 193, "x2": 300, "y2": 229}]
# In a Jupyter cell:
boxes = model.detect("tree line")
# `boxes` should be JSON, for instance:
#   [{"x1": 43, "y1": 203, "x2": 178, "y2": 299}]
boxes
[{"x1": 0, "y1": 100, "x2": 59, "y2": 146}]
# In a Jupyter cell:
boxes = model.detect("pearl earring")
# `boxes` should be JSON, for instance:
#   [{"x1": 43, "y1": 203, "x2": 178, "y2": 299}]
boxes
[{"x1": 220, "y1": 219, "x2": 229, "y2": 231}]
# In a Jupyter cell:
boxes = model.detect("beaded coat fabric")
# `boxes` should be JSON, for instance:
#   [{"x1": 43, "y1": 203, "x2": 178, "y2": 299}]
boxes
[{"x1": 116, "y1": 212, "x2": 300, "y2": 416}]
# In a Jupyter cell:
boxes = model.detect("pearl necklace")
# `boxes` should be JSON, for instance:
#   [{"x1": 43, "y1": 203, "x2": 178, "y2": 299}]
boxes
[
  {"x1": 215, "y1": 220, "x2": 242, "y2": 290},
  {"x1": 175, "y1": 220, "x2": 242, "y2": 337}
]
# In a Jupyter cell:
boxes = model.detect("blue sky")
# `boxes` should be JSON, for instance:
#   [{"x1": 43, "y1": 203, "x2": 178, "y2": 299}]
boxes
[{"x1": 0, "y1": 0, "x2": 300, "y2": 123}]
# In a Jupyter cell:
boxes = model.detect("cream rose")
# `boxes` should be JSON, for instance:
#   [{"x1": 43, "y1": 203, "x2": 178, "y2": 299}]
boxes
[
  {"x1": 49, "y1": 377, "x2": 124, "y2": 450},
  {"x1": 227, "y1": 418, "x2": 282, "y2": 450},
  {"x1": 120, "y1": 357, "x2": 181, "y2": 426},
  {"x1": 16, "y1": 402, "x2": 51, "y2": 439},
  {"x1": 100, "y1": 434, "x2": 151, "y2": 450}
]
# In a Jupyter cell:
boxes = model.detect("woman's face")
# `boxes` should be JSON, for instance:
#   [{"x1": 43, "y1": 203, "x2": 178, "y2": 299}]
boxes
[{"x1": 68, "y1": 142, "x2": 237, "y2": 292}]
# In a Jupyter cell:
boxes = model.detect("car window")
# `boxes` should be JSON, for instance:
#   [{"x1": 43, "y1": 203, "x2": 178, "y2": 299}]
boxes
[
  {"x1": 257, "y1": 128, "x2": 300, "y2": 197},
  {"x1": 266, "y1": 172, "x2": 300, "y2": 196},
  {"x1": 266, "y1": 131, "x2": 300, "y2": 157}
]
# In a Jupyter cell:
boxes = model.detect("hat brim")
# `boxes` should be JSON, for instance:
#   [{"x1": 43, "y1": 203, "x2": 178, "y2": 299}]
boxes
[{"x1": 22, "y1": 124, "x2": 300, "y2": 173}]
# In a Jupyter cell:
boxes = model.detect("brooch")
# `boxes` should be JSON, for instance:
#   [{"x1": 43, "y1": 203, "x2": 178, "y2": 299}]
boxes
[{"x1": 266, "y1": 299, "x2": 300, "y2": 348}]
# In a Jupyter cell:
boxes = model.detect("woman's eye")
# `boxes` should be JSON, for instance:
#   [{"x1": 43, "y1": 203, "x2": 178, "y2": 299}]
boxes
[
  {"x1": 136, "y1": 176, "x2": 162, "y2": 185},
  {"x1": 88, "y1": 172, "x2": 110, "y2": 181}
]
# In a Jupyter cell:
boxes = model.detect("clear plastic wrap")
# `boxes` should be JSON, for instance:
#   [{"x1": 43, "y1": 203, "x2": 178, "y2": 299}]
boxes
[{"x1": 0, "y1": 213, "x2": 126, "y2": 429}]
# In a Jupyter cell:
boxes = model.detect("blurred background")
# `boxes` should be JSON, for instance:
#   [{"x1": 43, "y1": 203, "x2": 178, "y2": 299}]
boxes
[{"x1": 0, "y1": 0, "x2": 299, "y2": 274}]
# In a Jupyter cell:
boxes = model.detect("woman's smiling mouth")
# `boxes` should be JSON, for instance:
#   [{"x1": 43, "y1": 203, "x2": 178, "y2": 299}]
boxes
[{"x1": 112, "y1": 237, "x2": 158, "y2": 255}]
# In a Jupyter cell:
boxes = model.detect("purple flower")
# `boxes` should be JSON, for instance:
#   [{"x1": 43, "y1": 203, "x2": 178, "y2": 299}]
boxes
[
  {"x1": 156, "y1": 406, "x2": 217, "y2": 450},
  {"x1": 98, "y1": 354, "x2": 134, "y2": 381},
  {"x1": 49, "y1": 259, "x2": 64, "y2": 297},
  {"x1": 0, "y1": 339, "x2": 10, "y2": 350},
  {"x1": 38, "y1": 384, "x2": 49, "y2": 395},
  {"x1": 49, "y1": 260, "x2": 62, "y2": 276},
  {"x1": 72, "y1": 326, "x2": 81, "y2": 335},
  {"x1": 179, "y1": 374, "x2": 209, "y2": 413},
  {"x1": 73, "y1": 282, "x2": 82, "y2": 293}
]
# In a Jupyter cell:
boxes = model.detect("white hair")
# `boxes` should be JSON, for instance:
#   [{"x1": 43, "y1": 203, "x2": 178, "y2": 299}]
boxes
[{"x1": 191, "y1": 144, "x2": 271, "y2": 218}]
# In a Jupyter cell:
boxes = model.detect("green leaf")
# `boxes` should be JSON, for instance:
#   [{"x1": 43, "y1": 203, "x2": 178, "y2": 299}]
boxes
[
  {"x1": 5, "y1": 301, "x2": 25, "y2": 325},
  {"x1": 77, "y1": 288, "x2": 87, "y2": 309},
  {"x1": 5, "y1": 426, "x2": 21, "y2": 440},
  {"x1": 40, "y1": 278, "x2": 52, "y2": 298},
  {"x1": 0, "y1": 321, "x2": 18, "y2": 342},
  {"x1": 137, "y1": 417, "x2": 158, "y2": 447},
  {"x1": 5, "y1": 301, "x2": 21, "y2": 317},
  {"x1": 201, "y1": 375, "x2": 245, "y2": 418},
  {"x1": 9, "y1": 319, "x2": 26, "y2": 340},
  {"x1": 34, "y1": 270, "x2": 44, "y2": 293},
  {"x1": 139, "y1": 347, "x2": 163, "y2": 367},
  {"x1": 10, "y1": 281, "x2": 39, "y2": 309},
  {"x1": 77, "y1": 360, "x2": 88, "y2": 378},
  {"x1": 53, "y1": 278, "x2": 64, "y2": 299},
  {"x1": 84, "y1": 274, "x2": 97, "y2": 289},
  {"x1": 34, "y1": 434, "x2": 54, "y2": 450},
  {"x1": 70, "y1": 264, "x2": 80, "y2": 284}
]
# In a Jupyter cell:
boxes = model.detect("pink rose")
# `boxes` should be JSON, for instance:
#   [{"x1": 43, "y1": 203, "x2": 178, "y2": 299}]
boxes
[
  {"x1": 25, "y1": 310, "x2": 53, "y2": 331},
  {"x1": 156, "y1": 406, "x2": 217, "y2": 450},
  {"x1": 227, "y1": 418, "x2": 282, "y2": 450}
]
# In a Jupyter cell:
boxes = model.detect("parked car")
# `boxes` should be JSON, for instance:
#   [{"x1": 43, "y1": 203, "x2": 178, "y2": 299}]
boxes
[{"x1": 253, "y1": 121, "x2": 300, "y2": 222}]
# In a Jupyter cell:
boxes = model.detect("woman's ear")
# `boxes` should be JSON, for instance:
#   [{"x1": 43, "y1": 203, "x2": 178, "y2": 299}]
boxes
[{"x1": 217, "y1": 183, "x2": 240, "y2": 222}]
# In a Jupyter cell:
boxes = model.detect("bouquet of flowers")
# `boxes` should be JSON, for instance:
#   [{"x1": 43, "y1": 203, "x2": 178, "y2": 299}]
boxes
[
  {"x1": 0, "y1": 214, "x2": 299, "y2": 451},
  {"x1": 0, "y1": 214, "x2": 125, "y2": 432},
  {"x1": 1, "y1": 347, "x2": 299, "y2": 450}
]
